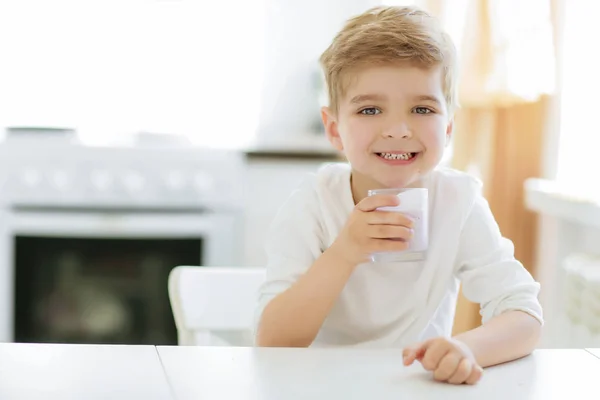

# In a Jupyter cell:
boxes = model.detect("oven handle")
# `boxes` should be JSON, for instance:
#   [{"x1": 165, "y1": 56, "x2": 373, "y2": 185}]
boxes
[{"x1": 8, "y1": 210, "x2": 238, "y2": 238}]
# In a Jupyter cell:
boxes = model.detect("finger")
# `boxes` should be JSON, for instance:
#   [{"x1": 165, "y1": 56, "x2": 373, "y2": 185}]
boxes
[
  {"x1": 403, "y1": 340, "x2": 432, "y2": 366},
  {"x1": 433, "y1": 353, "x2": 462, "y2": 382},
  {"x1": 447, "y1": 358, "x2": 473, "y2": 384},
  {"x1": 367, "y1": 225, "x2": 413, "y2": 240},
  {"x1": 367, "y1": 211, "x2": 414, "y2": 227},
  {"x1": 371, "y1": 238, "x2": 410, "y2": 253},
  {"x1": 356, "y1": 194, "x2": 399, "y2": 212},
  {"x1": 420, "y1": 340, "x2": 451, "y2": 371},
  {"x1": 465, "y1": 365, "x2": 483, "y2": 385},
  {"x1": 403, "y1": 345, "x2": 427, "y2": 366},
  {"x1": 402, "y1": 349, "x2": 416, "y2": 366}
]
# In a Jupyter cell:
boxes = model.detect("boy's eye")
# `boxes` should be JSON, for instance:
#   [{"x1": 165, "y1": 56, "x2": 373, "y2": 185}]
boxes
[
  {"x1": 413, "y1": 107, "x2": 433, "y2": 114},
  {"x1": 359, "y1": 107, "x2": 381, "y2": 116}
]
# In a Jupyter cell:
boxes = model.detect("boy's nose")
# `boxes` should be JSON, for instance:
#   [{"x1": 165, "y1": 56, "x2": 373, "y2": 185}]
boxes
[{"x1": 382, "y1": 121, "x2": 413, "y2": 139}]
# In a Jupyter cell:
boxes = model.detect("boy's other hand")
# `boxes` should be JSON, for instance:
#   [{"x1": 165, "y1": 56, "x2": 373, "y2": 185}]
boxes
[
  {"x1": 402, "y1": 337, "x2": 483, "y2": 385},
  {"x1": 329, "y1": 194, "x2": 414, "y2": 266}
]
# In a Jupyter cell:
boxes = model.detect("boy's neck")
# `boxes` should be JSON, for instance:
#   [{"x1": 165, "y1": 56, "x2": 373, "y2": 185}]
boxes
[
  {"x1": 349, "y1": 169, "x2": 427, "y2": 205},
  {"x1": 349, "y1": 171, "x2": 378, "y2": 204}
]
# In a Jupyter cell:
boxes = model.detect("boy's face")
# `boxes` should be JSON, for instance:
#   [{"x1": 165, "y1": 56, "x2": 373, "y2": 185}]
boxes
[{"x1": 322, "y1": 64, "x2": 452, "y2": 194}]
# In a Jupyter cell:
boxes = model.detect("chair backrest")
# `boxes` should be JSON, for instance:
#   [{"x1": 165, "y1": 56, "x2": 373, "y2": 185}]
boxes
[{"x1": 168, "y1": 266, "x2": 266, "y2": 346}]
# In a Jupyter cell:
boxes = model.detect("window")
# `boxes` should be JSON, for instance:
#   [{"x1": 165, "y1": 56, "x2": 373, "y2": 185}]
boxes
[
  {"x1": 0, "y1": 0, "x2": 265, "y2": 148},
  {"x1": 556, "y1": 1, "x2": 600, "y2": 198}
]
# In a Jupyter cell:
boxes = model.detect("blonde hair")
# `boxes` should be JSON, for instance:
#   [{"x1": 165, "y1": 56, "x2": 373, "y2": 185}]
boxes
[{"x1": 319, "y1": 6, "x2": 458, "y2": 114}]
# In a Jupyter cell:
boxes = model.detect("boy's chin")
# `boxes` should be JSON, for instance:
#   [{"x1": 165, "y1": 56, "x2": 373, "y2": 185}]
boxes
[
  {"x1": 381, "y1": 176, "x2": 421, "y2": 189},
  {"x1": 351, "y1": 168, "x2": 423, "y2": 191},
  {"x1": 375, "y1": 175, "x2": 420, "y2": 189}
]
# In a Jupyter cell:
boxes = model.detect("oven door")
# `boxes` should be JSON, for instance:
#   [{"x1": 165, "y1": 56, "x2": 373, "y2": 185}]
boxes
[{"x1": 0, "y1": 209, "x2": 241, "y2": 344}]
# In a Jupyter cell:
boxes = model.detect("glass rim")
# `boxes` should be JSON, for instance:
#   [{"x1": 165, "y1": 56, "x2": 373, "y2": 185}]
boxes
[{"x1": 367, "y1": 187, "x2": 428, "y2": 196}]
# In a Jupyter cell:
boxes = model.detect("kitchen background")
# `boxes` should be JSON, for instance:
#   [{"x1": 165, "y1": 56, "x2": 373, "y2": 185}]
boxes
[{"x1": 0, "y1": 0, "x2": 598, "y2": 349}]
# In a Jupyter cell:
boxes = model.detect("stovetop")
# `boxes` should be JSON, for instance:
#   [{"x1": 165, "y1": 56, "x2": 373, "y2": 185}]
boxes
[{"x1": 0, "y1": 142, "x2": 245, "y2": 211}]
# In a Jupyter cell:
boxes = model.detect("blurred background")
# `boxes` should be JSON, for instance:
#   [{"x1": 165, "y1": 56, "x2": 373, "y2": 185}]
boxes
[{"x1": 0, "y1": 0, "x2": 597, "y2": 349}]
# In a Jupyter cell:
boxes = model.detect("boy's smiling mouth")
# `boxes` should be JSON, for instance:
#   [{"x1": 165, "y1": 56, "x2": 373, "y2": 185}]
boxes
[{"x1": 375, "y1": 151, "x2": 418, "y2": 161}]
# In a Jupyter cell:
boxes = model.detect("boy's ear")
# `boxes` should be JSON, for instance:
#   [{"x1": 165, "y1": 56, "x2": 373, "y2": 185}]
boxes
[
  {"x1": 445, "y1": 118, "x2": 453, "y2": 145},
  {"x1": 321, "y1": 106, "x2": 344, "y2": 151}
]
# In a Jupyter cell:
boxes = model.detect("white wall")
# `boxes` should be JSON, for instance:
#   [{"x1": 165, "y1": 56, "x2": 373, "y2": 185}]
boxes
[{"x1": 0, "y1": 0, "x2": 266, "y2": 148}]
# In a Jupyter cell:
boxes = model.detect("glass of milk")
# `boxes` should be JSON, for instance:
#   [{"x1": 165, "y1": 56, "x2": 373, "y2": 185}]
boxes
[{"x1": 367, "y1": 188, "x2": 429, "y2": 263}]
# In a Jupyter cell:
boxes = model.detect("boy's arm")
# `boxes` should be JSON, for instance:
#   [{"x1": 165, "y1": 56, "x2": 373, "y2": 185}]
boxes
[
  {"x1": 453, "y1": 194, "x2": 543, "y2": 367},
  {"x1": 454, "y1": 310, "x2": 541, "y2": 368},
  {"x1": 254, "y1": 186, "x2": 409, "y2": 348},
  {"x1": 256, "y1": 246, "x2": 355, "y2": 347},
  {"x1": 254, "y1": 180, "x2": 356, "y2": 348}
]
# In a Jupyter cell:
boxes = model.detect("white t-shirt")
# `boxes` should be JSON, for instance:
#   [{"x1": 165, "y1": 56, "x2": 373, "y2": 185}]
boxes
[{"x1": 255, "y1": 162, "x2": 543, "y2": 348}]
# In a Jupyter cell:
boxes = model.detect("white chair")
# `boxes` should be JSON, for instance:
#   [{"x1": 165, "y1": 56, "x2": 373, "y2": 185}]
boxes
[{"x1": 168, "y1": 266, "x2": 266, "y2": 346}]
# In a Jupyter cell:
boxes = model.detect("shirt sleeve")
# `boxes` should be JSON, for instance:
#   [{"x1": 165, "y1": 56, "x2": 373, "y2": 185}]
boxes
[
  {"x1": 253, "y1": 182, "x2": 325, "y2": 335},
  {"x1": 454, "y1": 192, "x2": 543, "y2": 325}
]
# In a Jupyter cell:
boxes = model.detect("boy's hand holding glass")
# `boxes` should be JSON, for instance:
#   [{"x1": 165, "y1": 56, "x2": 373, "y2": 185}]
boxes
[{"x1": 329, "y1": 194, "x2": 414, "y2": 266}]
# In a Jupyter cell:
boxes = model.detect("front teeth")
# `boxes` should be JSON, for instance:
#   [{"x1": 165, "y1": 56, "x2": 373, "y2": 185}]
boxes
[{"x1": 379, "y1": 152, "x2": 414, "y2": 160}]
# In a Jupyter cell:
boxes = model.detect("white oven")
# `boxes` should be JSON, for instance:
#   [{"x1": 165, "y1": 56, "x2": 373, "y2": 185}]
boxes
[{"x1": 0, "y1": 142, "x2": 244, "y2": 344}]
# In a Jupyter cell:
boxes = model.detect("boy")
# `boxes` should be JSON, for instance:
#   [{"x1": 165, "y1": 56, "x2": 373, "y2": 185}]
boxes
[{"x1": 254, "y1": 6, "x2": 542, "y2": 385}]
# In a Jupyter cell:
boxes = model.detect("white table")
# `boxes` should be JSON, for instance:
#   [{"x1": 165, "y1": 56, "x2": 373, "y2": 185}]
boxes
[
  {"x1": 586, "y1": 348, "x2": 600, "y2": 359},
  {"x1": 0, "y1": 343, "x2": 174, "y2": 400},
  {"x1": 157, "y1": 346, "x2": 600, "y2": 400}
]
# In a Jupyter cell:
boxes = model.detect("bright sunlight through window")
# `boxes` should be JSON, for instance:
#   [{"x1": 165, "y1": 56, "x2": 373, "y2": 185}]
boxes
[
  {"x1": 556, "y1": 1, "x2": 600, "y2": 199},
  {"x1": 0, "y1": 0, "x2": 265, "y2": 149}
]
